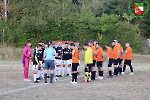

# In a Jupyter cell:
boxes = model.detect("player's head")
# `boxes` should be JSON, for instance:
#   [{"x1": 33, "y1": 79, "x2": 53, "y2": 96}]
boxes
[
  {"x1": 37, "y1": 44, "x2": 42, "y2": 50},
  {"x1": 94, "y1": 41, "x2": 98, "y2": 46},
  {"x1": 95, "y1": 42, "x2": 100, "y2": 48},
  {"x1": 88, "y1": 40, "x2": 93, "y2": 47},
  {"x1": 83, "y1": 42, "x2": 88, "y2": 49},
  {"x1": 105, "y1": 43, "x2": 110, "y2": 48},
  {"x1": 112, "y1": 41, "x2": 115, "y2": 46},
  {"x1": 114, "y1": 39, "x2": 118, "y2": 44},
  {"x1": 57, "y1": 41, "x2": 62, "y2": 46},
  {"x1": 49, "y1": 41, "x2": 53, "y2": 47},
  {"x1": 75, "y1": 41, "x2": 80, "y2": 47},
  {"x1": 125, "y1": 43, "x2": 130, "y2": 47},
  {"x1": 70, "y1": 42, "x2": 75, "y2": 49},
  {"x1": 44, "y1": 43, "x2": 48, "y2": 49},
  {"x1": 38, "y1": 40, "x2": 43, "y2": 45},
  {"x1": 65, "y1": 42, "x2": 69, "y2": 48},
  {"x1": 27, "y1": 40, "x2": 31, "y2": 46},
  {"x1": 118, "y1": 41, "x2": 121, "y2": 45}
]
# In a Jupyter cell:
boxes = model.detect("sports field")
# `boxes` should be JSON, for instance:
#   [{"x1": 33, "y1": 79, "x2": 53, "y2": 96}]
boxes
[{"x1": 0, "y1": 52, "x2": 150, "y2": 100}]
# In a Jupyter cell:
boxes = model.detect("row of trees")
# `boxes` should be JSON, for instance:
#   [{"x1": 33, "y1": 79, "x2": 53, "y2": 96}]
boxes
[{"x1": 0, "y1": 0, "x2": 149, "y2": 53}]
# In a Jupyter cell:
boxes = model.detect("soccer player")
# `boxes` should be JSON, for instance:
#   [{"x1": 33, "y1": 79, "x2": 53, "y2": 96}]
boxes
[
  {"x1": 62, "y1": 42, "x2": 72, "y2": 76},
  {"x1": 75, "y1": 41, "x2": 80, "y2": 75},
  {"x1": 118, "y1": 42, "x2": 123, "y2": 74},
  {"x1": 22, "y1": 40, "x2": 32, "y2": 82},
  {"x1": 70, "y1": 43, "x2": 79, "y2": 83},
  {"x1": 95, "y1": 42, "x2": 104, "y2": 80},
  {"x1": 105, "y1": 43, "x2": 114, "y2": 78},
  {"x1": 43, "y1": 42, "x2": 56, "y2": 83},
  {"x1": 112, "y1": 40, "x2": 121, "y2": 76},
  {"x1": 55, "y1": 41, "x2": 63, "y2": 77},
  {"x1": 88, "y1": 41, "x2": 96, "y2": 81},
  {"x1": 33, "y1": 44, "x2": 42, "y2": 83},
  {"x1": 122, "y1": 43, "x2": 134, "y2": 75},
  {"x1": 83, "y1": 42, "x2": 93, "y2": 82}
]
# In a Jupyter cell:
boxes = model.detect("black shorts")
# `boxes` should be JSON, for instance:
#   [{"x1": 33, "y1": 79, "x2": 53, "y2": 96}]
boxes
[
  {"x1": 124, "y1": 60, "x2": 132, "y2": 65},
  {"x1": 108, "y1": 58, "x2": 114, "y2": 67},
  {"x1": 87, "y1": 64, "x2": 92, "y2": 72},
  {"x1": 92, "y1": 60, "x2": 96, "y2": 66},
  {"x1": 72, "y1": 63, "x2": 79, "y2": 71},
  {"x1": 114, "y1": 58, "x2": 120, "y2": 65},
  {"x1": 97, "y1": 61, "x2": 103, "y2": 67},
  {"x1": 119, "y1": 59, "x2": 123, "y2": 65}
]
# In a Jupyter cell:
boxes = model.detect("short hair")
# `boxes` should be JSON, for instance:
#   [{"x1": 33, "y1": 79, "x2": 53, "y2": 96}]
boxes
[
  {"x1": 88, "y1": 40, "x2": 93, "y2": 44},
  {"x1": 118, "y1": 41, "x2": 121, "y2": 44},
  {"x1": 65, "y1": 42, "x2": 69, "y2": 45},
  {"x1": 70, "y1": 43, "x2": 75, "y2": 46},
  {"x1": 27, "y1": 40, "x2": 31, "y2": 43},
  {"x1": 105, "y1": 43, "x2": 110, "y2": 47},
  {"x1": 37, "y1": 44, "x2": 42, "y2": 48},
  {"x1": 83, "y1": 42, "x2": 88, "y2": 46},
  {"x1": 39, "y1": 40, "x2": 43, "y2": 43},
  {"x1": 96, "y1": 42, "x2": 100, "y2": 45}
]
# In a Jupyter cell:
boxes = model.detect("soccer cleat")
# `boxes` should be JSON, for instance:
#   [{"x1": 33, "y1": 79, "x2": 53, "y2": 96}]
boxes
[
  {"x1": 96, "y1": 76, "x2": 100, "y2": 79},
  {"x1": 69, "y1": 74, "x2": 72, "y2": 77},
  {"x1": 44, "y1": 82, "x2": 48, "y2": 84},
  {"x1": 34, "y1": 81, "x2": 39, "y2": 83},
  {"x1": 71, "y1": 81, "x2": 77, "y2": 84},
  {"x1": 66, "y1": 74, "x2": 69, "y2": 76},
  {"x1": 99, "y1": 76, "x2": 103, "y2": 80},
  {"x1": 121, "y1": 72, "x2": 125, "y2": 75},
  {"x1": 129, "y1": 72, "x2": 134, "y2": 75},
  {"x1": 24, "y1": 79, "x2": 31, "y2": 82},
  {"x1": 61, "y1": 74, "x2": 64, "y2": 77}
]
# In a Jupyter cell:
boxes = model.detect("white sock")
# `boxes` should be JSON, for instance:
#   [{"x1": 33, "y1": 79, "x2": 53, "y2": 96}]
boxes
[
  {"x1": 40, "y1": 70, "x2": 44, "y2": 77},
  {"x1": 34, "y1": 74, "x2": 37, "y2": 82},
  {"x1": 58, "y1": 67, "x2": 61, "y2": 75},
  {"x1": 67, "y1": 67, "x2": 71, "y2": 75},
  {"x1": 55, "y1": 67, "x2": 58, "y2": 75},
  {"x1": 36, "y1": 70, "x2": 40, "y2": 78},
  {"x1": 62, "y1": 67, "x2": 65, "y2": 75}
]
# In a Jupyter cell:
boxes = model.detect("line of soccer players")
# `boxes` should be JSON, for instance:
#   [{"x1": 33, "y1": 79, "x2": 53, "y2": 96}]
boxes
[
  {"x1": 83, "y1": 39, "x2": 134, "y2": 83},
  {"x1": 23, "y1": 39, "x2": 133, "y2": 83}
]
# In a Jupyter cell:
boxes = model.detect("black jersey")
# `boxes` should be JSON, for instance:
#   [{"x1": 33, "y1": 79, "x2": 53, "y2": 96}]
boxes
[
  {"x1": 55, "y1": 46, "x2": 63, "y2": 59},
  {"x1": 62, "y1": 48, "x2": 71, "y2": 60},
  {"x1": 33, "y1": 46, "x2": 44, "y2": 64},
  {"x1": 68, "y1": 47, "x2": 72, "y2": 59},
  {"x1": 33, "y1": 50, "x2": 43, "y2": 65}
]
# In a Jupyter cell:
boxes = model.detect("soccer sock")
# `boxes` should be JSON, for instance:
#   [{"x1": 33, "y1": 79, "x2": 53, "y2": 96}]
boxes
[
  {"x1": 85, "y1": 72, "x2": 88, "y2": 82},
  {"x1": 34, "y1": 73, "x2": 37, "y2": 82},
  {"x1": 101, "y1": 71, "x2": 103, "y2": 77},
  {"x1": 74, "y1": 73, "x2": 77, "y2": 82},
  {"x1": 93, "y1": 71, "x2": 96, "y2": 80},
  {"x1": 44, "y1": 73, "x2": 47, "y2": 83},
  {"x1": 36, "y1": 70, "x2": 40, "y2": 78},
  {"x1": 123, "y1": 65, "x2": 126, "y2": 72},
  {"x1": 40, "y1": 70, "x2": 44, "y2": 77},
  {"x1": 55, "y1": 67, "x2": 58, "y2": 76},
  {"x1": 91, "y1": 71, "x2": 95, "y2": 80},
  {"x1": 119, "y1": 67, "x2": 122, "y2": 73},
  {"x1": 50, "y1": 73, "x2": 54, "y2": 83},
  {"x1": 62, "y1": 67, "x2": 65, "y2": 75},
  {"x1": 113, "y1": 68, "x2": 116, "y2": 75},
  {"x1": 58, "y1": 67, "x2": 61, "y2": 75},
  {"x1": 109, "y1": 70, "x2": 112, "y2": 76},
  {"x1": 67, "y1": 67, "x2": 71, "y2": 75},
  {"x1": 99, "y1": 71, "x2": 101, "y2": 76},
  {"x1": 72, "y1": 73, "x2": 75, "y2": 82},
  {"x1": 129, "y1": 65, "x2": 133, "y2": 72}
]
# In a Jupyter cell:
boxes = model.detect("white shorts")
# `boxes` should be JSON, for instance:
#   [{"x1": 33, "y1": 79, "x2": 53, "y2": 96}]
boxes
[
  {"x1": 62, "y1": 60, "x2": 72, "y2": 65},
  {"x1": 33, "y1": 65, "x2": 38, "y2": 70},
  {"x1": 55, "y1": 59, "x2": 62, "y2": 65}
]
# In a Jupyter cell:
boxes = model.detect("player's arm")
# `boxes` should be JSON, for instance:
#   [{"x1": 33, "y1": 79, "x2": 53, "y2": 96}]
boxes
[{"x1": 117, "y1": 50, "x2": 120, "y2": 58}]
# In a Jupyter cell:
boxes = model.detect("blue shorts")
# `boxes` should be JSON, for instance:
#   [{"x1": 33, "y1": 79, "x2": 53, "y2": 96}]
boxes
[{"x1": 45, "y1": 60, "x2": 55, "y2": 70}]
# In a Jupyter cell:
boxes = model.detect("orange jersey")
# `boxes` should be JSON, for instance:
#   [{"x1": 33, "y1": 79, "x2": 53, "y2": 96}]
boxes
[
  {"x1": 107, "y1": 47, "x2": 114, "y2": 59},
  {"x1": 125, "y1": 47, "x2": 132, "y2": 60},
  {"x1": 96, "y1": 47, "x2": 104, "y2": 61},
  {"x1": 91, "y1": 46, "x2": 97, "y2": 60},
  {"x1": 72, "y1": 47, "x2": 79, "y2": 63},
  {"x1": 120, "y1": 46, "x2": 123, "y2": 59},
  {"x1": 113, "y1": 43, "x2": 120, "y2": 58}
]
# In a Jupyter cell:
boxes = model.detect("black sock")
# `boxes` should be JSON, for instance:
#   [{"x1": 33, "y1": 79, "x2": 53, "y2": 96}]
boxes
[
  {"x1": 99, "y1": 71, "x2": 101, "y2": 76},
  {"x1": 44, "y1": 73, "x2": 47, "y2": 83},
  {"x1": 129, "y1": 65, "x2": 133, "y2": 72},
  {"x1": 72, "y1": 73, "x2": 75, "y2": 82},
  {"x1": 74, "y1": 73, "x2": 77, "y2": 82},
  {"x1": 109, "y1": 70, "x2": 112, "y2": 76},
  {"x1": 92, "y1": 71, "x2": 96, "y2": 80},
  {"x1": 50, "y1": 73, "x2": 54, "y2": 83},
  {"x1": 114, "y1": 68, "x2": 118, "y2": 75},
  {"x1": 113, "y1": 68, "x2": 116, "y2": 75},
  {"x1": 101, "y1": 71, "x2": 103, "y2": 77},
  {"x1": 123, "y1": 65, "x2": 126, "y2": 72},
  {"x1": 119, "y1": 67, "x2": 122, "y2": 73}
]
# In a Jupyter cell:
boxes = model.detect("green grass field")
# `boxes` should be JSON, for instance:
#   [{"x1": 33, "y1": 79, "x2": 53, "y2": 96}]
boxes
[{"x1": 0, "y1": 52, "x2": 150, "y2": 100}]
